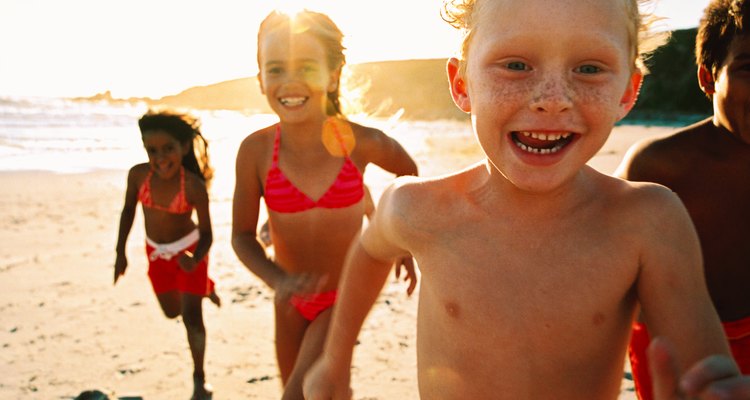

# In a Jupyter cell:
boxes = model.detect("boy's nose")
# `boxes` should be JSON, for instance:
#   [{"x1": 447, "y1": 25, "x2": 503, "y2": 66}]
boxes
[{"x1": 529, "y1": 76, "x2": 573, "y2": 113}]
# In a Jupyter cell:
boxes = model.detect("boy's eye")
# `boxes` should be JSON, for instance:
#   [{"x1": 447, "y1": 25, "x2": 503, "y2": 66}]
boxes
[
  {"x1": 576, "y1": 64, "x2": 601, "y2": 74},
  {"x1": 506, "y1": 61, "x2": 528, "y2": 71},
  {"x1": 301, "y1": 64, "x2": 319, "y2": 74}
]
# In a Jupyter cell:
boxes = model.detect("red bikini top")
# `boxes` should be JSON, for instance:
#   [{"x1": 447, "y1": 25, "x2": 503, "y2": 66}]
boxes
[
  {"x1": 264, "y1": 125, "x2": 364, "y2": 213},
  {"x1": 138, "y1": 167, "x2": 193, "y2": 214}
]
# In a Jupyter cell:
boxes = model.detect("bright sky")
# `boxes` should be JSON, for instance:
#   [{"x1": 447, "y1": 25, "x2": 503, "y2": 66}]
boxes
[{"x1": 0, "y1": 0, "x2": 709, "y2": 99}]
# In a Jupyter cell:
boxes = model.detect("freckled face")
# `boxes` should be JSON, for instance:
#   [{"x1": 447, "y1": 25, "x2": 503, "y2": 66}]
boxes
[
  {"x1": 712, "y1": 34, "x2": 750, "y2": 145},
  {"x1": 258, "y1": 28, "x2": 338, "y2": 124},
  {"x1": 142, "y1": 130, "x2": 187, "y2": 179},
  {"x1": 463, "y1": 0, "x2": 639, "y2": 193}
]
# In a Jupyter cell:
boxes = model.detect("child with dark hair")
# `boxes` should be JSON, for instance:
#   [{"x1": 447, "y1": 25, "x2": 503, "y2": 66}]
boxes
[
  {"x1": 114, "y1": 109, "x2": 219, "y2": 400},
  {"x1": 617, "y1": 1, "x2": 750, "y2": 398}
]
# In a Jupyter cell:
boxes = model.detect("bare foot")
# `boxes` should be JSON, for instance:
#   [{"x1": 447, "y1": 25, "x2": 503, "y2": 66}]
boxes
[
  {"x1": 191, "y1": 375, "x2": 213, "y2": 400},
  {"x1": 208, "y1": 290, "x2": 221, "y2": 308}
]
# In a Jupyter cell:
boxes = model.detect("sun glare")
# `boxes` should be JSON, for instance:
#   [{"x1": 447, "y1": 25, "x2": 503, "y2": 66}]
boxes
[{"x1": 274, "y1": 0, "x2": 307, "y2": 17}]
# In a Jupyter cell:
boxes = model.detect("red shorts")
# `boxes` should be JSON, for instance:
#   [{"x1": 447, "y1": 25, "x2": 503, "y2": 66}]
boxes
[
  {"x1": 629, "y1": 317, "x2": 750, "y2": 400},
  {"x1": 290, "y1": 291, "x2": 337, "y2": 321},
  {"x1": 145, "y1": 238, "x2": 214, "y2": 297}
]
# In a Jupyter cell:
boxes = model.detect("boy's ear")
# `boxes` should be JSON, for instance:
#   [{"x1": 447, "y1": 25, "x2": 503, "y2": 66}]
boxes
[
  {"x1": 617, "y1": 71, "x2": 643, "y2": 120},
  {"x1": 697, "y1": 65, "x2": 716, "y2": 95},
  {"x1": 447, "y1": 58, "x2": 471, "y2": 113}
]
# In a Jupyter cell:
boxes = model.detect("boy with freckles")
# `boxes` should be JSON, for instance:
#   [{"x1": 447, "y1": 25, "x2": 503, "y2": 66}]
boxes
[{"x1": 303, "y1": 0, "x2": 750, "y2": 398}]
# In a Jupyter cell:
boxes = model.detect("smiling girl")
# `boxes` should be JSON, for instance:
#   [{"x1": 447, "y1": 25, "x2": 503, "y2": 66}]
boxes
[
  {"x1": 232, "y1": 9, "x2": 418, "y2": 399},
  {"x1": 114, "y1": 109, "x2": 218, "y2": 400}
]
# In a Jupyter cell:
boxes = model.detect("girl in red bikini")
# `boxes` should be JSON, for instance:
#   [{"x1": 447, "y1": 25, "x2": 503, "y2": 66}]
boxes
[
  {"x1": 232, "y1": 9, "x2": 419, "y2": 399},
  {"x1": 114, "y1": 109, "x2": 218, "y2": 400}
]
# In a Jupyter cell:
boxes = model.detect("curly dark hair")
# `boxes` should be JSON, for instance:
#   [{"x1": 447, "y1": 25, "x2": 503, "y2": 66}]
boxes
[
  {"x1": 696, "y1": 0, "x2": 750, "y2": 86},
  {"x1": 138, "y1": 109, "x2": 213, "y2": 185}
]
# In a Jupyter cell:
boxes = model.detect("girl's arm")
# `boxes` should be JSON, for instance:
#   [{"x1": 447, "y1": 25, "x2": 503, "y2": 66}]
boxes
[
  {"x1": 361, "y1": 127, "x2": 418, "y2": 178},
  {"x1": 358, "y1": 128, "x2": 419, "y2": 294},
  {"x1": 114, "y1": 166, "x2": 140, "y2": 284},
  {"x1": 231, "y1": 136, "x2": 285, "y2": 289},
  {"x1": 183, "y1": 175, "x2": 212, "y2": 267}
]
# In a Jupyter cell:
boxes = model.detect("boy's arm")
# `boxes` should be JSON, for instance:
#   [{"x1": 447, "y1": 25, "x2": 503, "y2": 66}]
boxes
[
  {"x1": 303, "y1": 185, "x2": 410, "y2": 399},
  {"x1": 114, "y1": 167, "x2": 139, "y2": 284},
  {"x1": 636, "y1": 185, "x2": 738, "y2": 384}
]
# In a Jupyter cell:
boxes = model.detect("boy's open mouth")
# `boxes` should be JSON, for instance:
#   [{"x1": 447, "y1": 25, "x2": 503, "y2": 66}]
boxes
[{"x1": 511, "y1": 131, "x2": 574, "y2": 155}]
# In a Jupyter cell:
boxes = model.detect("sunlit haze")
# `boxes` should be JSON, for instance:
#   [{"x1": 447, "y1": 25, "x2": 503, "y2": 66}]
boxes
[{"x1": 0, "y1": 0, "x2": 709, "y2": 99}]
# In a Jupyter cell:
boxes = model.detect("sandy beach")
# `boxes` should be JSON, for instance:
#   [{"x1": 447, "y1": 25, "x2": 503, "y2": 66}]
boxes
[{"x1": 0, "y1": 122, "x2": 676, "y2": 399}]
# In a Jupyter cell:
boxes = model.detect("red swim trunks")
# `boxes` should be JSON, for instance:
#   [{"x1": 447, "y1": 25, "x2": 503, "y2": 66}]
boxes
[
  {"x1": 145, "y1": 230, "x2": 215, "y2": 297},
  {"x1": 289, "y1": 291, "x2": 337, "y2": 321},
  {"x1": 628, "y1": 317, "x2": 750, "y2": 400}
]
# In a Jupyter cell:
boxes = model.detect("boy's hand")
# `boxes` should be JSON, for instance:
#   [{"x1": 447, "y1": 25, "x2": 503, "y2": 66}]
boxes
[
  {"x1": 114, "y1": 253, "x2": 128, "y2": 284},
  {"x1": 177, "y1": 252, "x2": 198, "y2": 273},
  {"x1": 394, "y1": 256, "x2": 417, "y2": 296},
  {"x1": 302, "y1": 356, "x2": 352, "y2": 400},
  {"x1": 650, "y1": 336, "x2": 750, "y2": 399}
]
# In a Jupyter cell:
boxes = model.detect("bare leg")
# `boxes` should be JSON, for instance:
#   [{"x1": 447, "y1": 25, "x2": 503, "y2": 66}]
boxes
[
  {"x1": 182, "y1": 293, "x2": 212, "y2": 400},
  {"x1": 155, "y1": 290, "x2": 181, "y2": 319},
  {"x1": 282, "y1": 309, "x2": 332, "y2": 400},
  {"x1": 274, "y1": 299, "x2": 308, "y2": 386}
]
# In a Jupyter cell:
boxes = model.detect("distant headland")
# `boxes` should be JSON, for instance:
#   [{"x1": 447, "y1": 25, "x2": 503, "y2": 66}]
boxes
[{"x1": 72, "y1": 28, "x2": 711, "y2": 124}]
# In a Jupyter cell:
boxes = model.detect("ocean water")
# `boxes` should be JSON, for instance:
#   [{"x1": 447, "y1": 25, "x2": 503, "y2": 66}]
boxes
[
  {"x1": 0, "y1": 95, "x2": 682, "y2": 202},
  {"x1": 0, "y1": 96, "x2": 479, "y2": 177}
]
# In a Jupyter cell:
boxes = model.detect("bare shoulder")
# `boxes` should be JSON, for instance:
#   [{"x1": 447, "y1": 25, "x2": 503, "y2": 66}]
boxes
[
  {"x1": 617, "y1": 118, "x2": 714, "y2": 180},
  {"x1": 184, "y1": 170, "x2": 208, "y2": 195},
  {"x1": 237, "y1": 125, "x2": 275, "y2": 159},
  {"x1": 349, "y1": 121, "x2": 385, "y2": 140},
  {"x1": 603, "y1": 174, "x2": 687, "y2": 225},
  {"x1": 380, "y1": 163, "x2": 484, "y2": 224},
  {"x1": 348, "y1": 121, "x2": 390, "y2": 151},
  {"x1": 128, "y1": 163, "x2": 151, "y2": 184}
]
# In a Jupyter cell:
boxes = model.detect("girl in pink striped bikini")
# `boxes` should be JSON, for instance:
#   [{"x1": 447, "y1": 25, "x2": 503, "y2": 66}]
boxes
[{"x1": 232, "y1": 9, "x2": 418, "y2": 399}]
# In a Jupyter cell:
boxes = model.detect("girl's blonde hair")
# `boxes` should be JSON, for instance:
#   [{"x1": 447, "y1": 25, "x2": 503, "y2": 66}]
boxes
[{"x1": 441, "y1": 0, "x2": 669, "y2": 75}]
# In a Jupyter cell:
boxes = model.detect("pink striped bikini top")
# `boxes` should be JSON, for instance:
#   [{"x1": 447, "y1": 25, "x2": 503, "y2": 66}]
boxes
[
  {"x1": 264, "y1": 125, "x2": 364, "y2": 213},
  {"x1": 138, "y1": 167, "x2": 193, "y2": 214}
]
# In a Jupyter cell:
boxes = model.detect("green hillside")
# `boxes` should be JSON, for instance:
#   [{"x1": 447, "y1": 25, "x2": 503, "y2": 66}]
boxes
[
  {"x1": 80, "y1": 28, "x2": 712, "y2": 124},
  {"x1": 344, "y1": 58, "x2": 467, "y2": 120},
  {"x1": 625, "y1": 28, "x2": 712, "y2": 124}
]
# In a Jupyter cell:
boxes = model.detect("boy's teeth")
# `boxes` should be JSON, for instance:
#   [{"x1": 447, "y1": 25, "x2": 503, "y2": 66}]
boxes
[
  {"x1": 514, "y1": 131, "x2": 573, "y2": 155},
  {"x1": 520, "y1": 131, "x2": 571, "y2": 141},
  {"x1": 280, "y1": 97, "x2": 306, "y2": 106}
]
